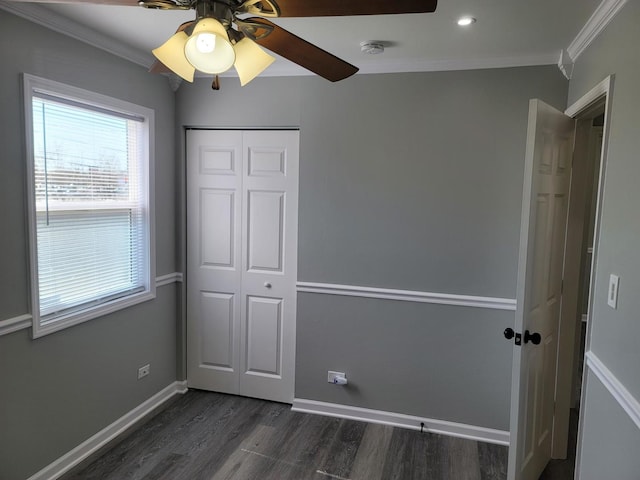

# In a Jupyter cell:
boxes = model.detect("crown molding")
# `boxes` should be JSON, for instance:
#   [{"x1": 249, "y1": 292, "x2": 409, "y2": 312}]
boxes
[
  {"x1": 355, "y1": 53, "x2": 558, "y2": 75},
  {"x1": 557, "y1": 49, "x2": 574, "y2": 80},
  {"x1": 1, "y1": 0, "x2": 560, "y2": 83},
  {"x1": 210, "y1": 52, "x2": 558, "y2": 83},
  {"x1": 0, "y1": 0, "x2": 154, "y2": 69},
  {"x1": 243, "y1": 53, "x2": 558, "y2": 78},
  {"x1": 566, "y1": 0, "x2": 628, "y2": 62}
]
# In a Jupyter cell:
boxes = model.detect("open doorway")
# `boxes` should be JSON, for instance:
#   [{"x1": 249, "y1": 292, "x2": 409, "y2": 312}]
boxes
[
  {"x1": 570, "y1": 113, "x2": 603, "y2": 407},
  {"x1": 507, "y1": 77, "x2": 613, "y2": 480},
  {"x1": 541, "y1": 81, "x2": 611, "y2": 478}
]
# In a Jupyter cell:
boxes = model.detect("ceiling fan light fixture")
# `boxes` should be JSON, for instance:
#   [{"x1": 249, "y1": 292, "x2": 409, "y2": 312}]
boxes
[
  {"x1": 233, "y1": 37, "x2": 276, "y2": 86},
  {"x1": 152, "y1": 31, "x2": 195, "y2": 82},
  {"x1": 185, "y1": 17, "x2": 236, "y2": 74}
]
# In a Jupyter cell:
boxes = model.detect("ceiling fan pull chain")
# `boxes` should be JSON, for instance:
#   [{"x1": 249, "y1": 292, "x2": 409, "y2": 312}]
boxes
[{"x1": 211, "y1": 75, "x2": 221, "y2": 90}]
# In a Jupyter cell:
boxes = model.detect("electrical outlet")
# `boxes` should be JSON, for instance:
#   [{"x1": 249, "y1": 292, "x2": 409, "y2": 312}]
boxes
[
  {"x1": 327, "y1": 371, "x2": 346, "y2": 384},
  {"x1": 138, "y1": 364, "x2": 150, "y2": 379}
]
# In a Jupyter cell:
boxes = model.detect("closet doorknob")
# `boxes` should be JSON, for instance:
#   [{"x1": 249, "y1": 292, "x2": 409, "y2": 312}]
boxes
[{"x1": 264, "y1": 282, "x2": 272, "y2": 289}]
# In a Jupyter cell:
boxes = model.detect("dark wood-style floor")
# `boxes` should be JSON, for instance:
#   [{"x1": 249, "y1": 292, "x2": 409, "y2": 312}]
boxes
[
  {"x1": 60, "y1": 390, "x2": 510, "y2": 480},
  {"x1": 538, "y1": 409, "x2": 578, "y2": 480}
]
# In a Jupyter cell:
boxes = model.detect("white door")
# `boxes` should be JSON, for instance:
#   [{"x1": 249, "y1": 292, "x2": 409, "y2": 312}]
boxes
[
  {"x1": 186, "y1": 129, "x2": 299, "y2": 404},
  {"x1": 507, "y1": 100, "x2": 574, "y2": 480}
]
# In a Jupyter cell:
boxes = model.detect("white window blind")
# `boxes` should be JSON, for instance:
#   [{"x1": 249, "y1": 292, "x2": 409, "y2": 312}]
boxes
[{"x1": 25, "y1": 75, "x2": 154, "y2": 337}]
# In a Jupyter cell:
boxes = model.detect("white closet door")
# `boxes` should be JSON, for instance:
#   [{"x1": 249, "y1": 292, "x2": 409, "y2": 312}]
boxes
[
  {"x1": 186, "y1": 129, "x2": 299, "y2": 404},
  {"x1": 239, "y1": 130, "x2": 299, "y2": 403},
  {"x1": 186, "y1": 130, "x2": 243, "y2": 394}
]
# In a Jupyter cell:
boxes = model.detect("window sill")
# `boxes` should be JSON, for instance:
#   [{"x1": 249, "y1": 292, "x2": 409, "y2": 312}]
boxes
[{"x1": 32, "y1": 289, "x2": 156, "y2": 339}]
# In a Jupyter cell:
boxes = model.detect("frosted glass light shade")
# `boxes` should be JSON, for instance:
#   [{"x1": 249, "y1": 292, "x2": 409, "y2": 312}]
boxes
[
  {"x1": 185, "y1": 18, "x2": 236, "y2": 74},
  {"x1": 152, "y1": 31, "x2": 195, "y2": 82},
  {"x1": 233, "y1": 38, "x2": 275, "y2": 86}
]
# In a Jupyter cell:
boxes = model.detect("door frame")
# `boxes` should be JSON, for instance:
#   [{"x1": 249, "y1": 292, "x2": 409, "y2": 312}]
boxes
[
  {"x1": 506, "y1": 76, "x2": 614, "y2": 480},
  {"x1": 550, "y1": 83, "x2": 609, "y2": 458},
  {"x1": 560, "y1": 75, "x2": 614, "y2": 477}
]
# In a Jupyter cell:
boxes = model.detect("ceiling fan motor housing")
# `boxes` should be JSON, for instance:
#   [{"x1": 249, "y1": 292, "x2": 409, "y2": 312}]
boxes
[{"x1": 195, "y1": 0, "x2": 233, "y2": 26}]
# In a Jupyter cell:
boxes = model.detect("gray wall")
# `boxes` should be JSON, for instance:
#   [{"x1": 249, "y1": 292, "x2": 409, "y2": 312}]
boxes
[
  {"x1": 177, "y1": 66, "x2": 568, "y2": 431},
  {"x1": 577, "y1": 370, "x2": 640, "y2": 480},
  {"x1": 567, "y1": 2, "x2": 640, "y2": 476},
  {"x1": 0, "y1": 10, "x2": 178, "y2": 480}
]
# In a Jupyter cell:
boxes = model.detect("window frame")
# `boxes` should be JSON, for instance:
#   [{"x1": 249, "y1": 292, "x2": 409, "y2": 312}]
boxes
[{"x1": 23, "y1": 74, "x2": 156, "y2": 338}]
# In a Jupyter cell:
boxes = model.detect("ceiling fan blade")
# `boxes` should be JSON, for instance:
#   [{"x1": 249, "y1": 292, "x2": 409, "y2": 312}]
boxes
[
  {"x1": 240, "y1": 17, "x2": 358, "y2": 82},
  {"x1": 6, "y1": 0, "x2": 140, "y2": 5},
  {"x1": 274, "y1": 0, "x2": 437, "y2": 17}
]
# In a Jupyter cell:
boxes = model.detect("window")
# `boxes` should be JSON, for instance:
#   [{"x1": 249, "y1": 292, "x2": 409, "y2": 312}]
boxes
[{"x1": 24, "y1": 74, "x2": 155, "y2": 338}]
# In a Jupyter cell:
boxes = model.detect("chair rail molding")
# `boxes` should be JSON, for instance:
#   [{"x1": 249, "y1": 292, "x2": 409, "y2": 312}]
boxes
[
  {"x1": 156, "y1": 272, "x2": 184, "y2": 287},
  {"x1": 296, "y1": 282, "x2": 517, "y2": 311},
  {"x1": 0, "y1": 314, "x2": 33, "y2": 336},
  {"x1": 585, "y1": 350, "x2": 640, "y2": 430},
  {"x1": 0, "y1": 273, "x2": 183, "y2": 337}
]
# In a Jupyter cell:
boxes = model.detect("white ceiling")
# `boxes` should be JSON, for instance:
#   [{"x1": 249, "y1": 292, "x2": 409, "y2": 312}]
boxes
[{"x1": 2, "y1": 0, "x2": 603, "y2": 77}]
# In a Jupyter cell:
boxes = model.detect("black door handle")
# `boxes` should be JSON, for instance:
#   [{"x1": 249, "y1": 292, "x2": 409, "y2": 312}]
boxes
[
  {"x1": 504, "y1": 328, "x2": 540, "y2": 346},
  {"x1": 524, "y1": 330, "x2": 542, "y2": 345}
]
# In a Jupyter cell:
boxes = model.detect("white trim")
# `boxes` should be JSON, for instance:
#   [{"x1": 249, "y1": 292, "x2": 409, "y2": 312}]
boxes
[
  {"x1": 155, "y1": 272, "x2": 184, "y2": 287},
  {"x1": 557, "y1": 49, "x2": 574, "y2": 80},
  {"x1": 565, "y1": 75, "x2": 612, "y2": 117},
  {"x1": 0, "y1": 0, "x2": 558, "y2": 78},
  {"x1": 23, "y1": 74, "x2": 156, "y2": 339},
  {"x1": 0, "y1": 1, "x2": 153, "y2": 69},
  {"x1": 566, "y1": 0, "x2": 628, "y2": 62},
  {"x1": 585, "y1": 351, "x2": 640, "y2": 431},
  {"x1": 232, "y1": 52, "x2": 559, "y2": 78},
  {"x1": 356, "y1": 52, "x2": 558, "y2": 75},
  {"x1": 0, "y1": 274, "x2": 182, "y2": 338},
  {"x1": 26, "y1": 381, "x2": 188, "y2": 480},
  {"x1": 0, "y1": 314, "x2": 32, "y2": 336},
  {"x1": 292, "y1": 398, "x2": 510, "y2": 446},
  {"x1": 296, "y1": 282, "x2": 516, "y2": 311}
]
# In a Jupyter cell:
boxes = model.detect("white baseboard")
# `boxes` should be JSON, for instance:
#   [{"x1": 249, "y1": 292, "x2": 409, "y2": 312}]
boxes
[
  {"x1": 27, "y1": 381, "x2": 188, "y2": 480},
  {"x1": 292, "y1": 398, "x2": 510, "y2": 446}
]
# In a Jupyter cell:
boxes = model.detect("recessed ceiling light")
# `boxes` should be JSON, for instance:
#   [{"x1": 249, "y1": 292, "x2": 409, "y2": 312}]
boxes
[{"x1": 457, "y1": 16, "x2": 476, "y2": 27}]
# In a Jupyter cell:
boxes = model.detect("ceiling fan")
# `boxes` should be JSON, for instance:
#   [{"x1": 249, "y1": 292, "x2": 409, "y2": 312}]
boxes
[
  {"x1": 14, "y1": 0, "x2": 438, "y2": 88},
  {"x1": 146, "y1": 0, "x2": 438, "y2": 88}
]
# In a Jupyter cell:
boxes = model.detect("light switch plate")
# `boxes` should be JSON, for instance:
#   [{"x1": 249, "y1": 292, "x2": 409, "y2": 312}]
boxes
[{"x1": 607, "y1": 274, "x2": 619, "y2": 309}]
